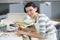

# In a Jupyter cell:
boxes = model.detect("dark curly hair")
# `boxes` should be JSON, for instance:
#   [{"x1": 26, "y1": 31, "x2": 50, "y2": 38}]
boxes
[{"x1": 24, "y1": 2, "x2": 39, "y2": 13}]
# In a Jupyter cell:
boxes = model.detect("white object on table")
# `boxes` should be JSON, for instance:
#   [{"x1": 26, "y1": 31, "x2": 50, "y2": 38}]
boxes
[
  {"x1": 0, "y1": 32, "x2": 23, "y2": 40},
  {"x1": 0, "y1": 37, "x2": 22, "y2": 40}
]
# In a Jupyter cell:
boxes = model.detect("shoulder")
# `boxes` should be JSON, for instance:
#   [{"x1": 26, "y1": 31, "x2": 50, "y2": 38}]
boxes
[
  {"x1": 38, "y1": 14, "x2": 49, "y2": 20},
  {"x1": 38, "y1": 14, "x2": 47, "y2": 17}
]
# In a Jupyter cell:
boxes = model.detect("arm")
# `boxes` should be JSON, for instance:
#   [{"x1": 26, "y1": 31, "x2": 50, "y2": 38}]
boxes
[
  {"x1": 18, "y1": 27, "x2": 36, "y2": 32},
  {"x1": 17, "y1": 30, "x2": 44, "y2": 39},
  {"x1": 27, "y1": 31, "x2": 45, "y2": 39},
  {"x1": 18, "y1": 26, "x2": 44, "y2": 38},
  {"x1": 35, "y1": 14, "x2": 49, "y2": 38}
]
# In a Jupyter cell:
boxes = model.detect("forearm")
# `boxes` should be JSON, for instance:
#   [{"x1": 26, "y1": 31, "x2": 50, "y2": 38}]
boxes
[
  {"x1": 18, "y1": 27, "x2": 45, "y2": 39},
  {"x1": 21, "y1": 28, "x2": 36, "y2": 32},
  {"x1": 27, "y1": 32, "x2": 45, "y2": 39},
  {"x1": 17, "y1": 29, "x2": 45, "y2": 39}
]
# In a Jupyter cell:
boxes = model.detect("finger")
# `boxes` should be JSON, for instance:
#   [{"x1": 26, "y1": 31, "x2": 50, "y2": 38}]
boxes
[{"x1": 18, "y1": 27, "x2": 22, "y2": 30}]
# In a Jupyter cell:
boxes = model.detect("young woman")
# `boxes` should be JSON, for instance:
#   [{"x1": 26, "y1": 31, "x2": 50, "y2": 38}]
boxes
[{"x1": 18, "y1": 2, "x2": 57, "y2": 40}]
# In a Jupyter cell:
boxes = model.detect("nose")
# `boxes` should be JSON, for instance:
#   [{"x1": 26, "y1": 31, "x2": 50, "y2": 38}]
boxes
[
  {"x1": 27, "y1": 12, "x2": 32, "y2": 17},
  {"x1": 27, "y1": 11, "x2": 31, "y2": 14}
]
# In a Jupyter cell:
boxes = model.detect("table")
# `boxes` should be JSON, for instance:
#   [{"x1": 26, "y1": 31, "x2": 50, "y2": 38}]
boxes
[{"x1": 0, "y1": 32, "x2": 23, "y2": 40}]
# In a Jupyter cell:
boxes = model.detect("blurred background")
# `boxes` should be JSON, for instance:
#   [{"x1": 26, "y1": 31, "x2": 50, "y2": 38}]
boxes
[{"x1": 0, "y1": 0, "x2": 60, "y2": 40}]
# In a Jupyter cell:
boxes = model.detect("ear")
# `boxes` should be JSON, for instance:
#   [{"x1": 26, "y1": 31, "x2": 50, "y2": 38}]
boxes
[{"x1": 35, "y1": 7, "x2": 37, "y2": 12}]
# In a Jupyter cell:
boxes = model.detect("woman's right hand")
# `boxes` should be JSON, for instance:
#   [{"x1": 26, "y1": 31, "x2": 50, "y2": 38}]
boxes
[
  {"x1": 18, "y1": 27, "x2": 23, "y2": 30},
  {"x1": 17, "y1": 27, "x2": 27, "y2": 35}
]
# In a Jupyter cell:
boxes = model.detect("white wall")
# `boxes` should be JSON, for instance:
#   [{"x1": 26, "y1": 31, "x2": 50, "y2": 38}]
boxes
[
  {"x1": 9, "y1": 1, "x2": 40, "y2": 13},
  {"x1": 40, "y1": 2, "x2": 52, "y2": 18},
  {"x1": 40, "y1": 2, "x2": 60, "y2": 19},
  {"x1": 9, "y1": 2, "x2": 60, "y2": 19},
  {"x1": 51, "y1": 2, "x2": 60, "y2": 18},
  {"x1": 41, "y1": 0, "x2": 60, "y2": 1},
  {"x1": 9, "y1": 3, "x2": 24, "y2": 13}
]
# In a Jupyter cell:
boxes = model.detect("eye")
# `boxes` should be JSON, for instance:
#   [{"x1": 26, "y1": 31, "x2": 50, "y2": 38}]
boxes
[
  {"x1": 29, "y1": 9, "x2": 32, "y2": 11},
  {"x1": 26, "y1": 9, "x2": 33, "y2": 13}
]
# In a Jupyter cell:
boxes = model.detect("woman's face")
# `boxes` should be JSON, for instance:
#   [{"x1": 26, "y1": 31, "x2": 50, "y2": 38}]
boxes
[{"x1": 25, "y1": 6, "x2": 37, "y2": 17}]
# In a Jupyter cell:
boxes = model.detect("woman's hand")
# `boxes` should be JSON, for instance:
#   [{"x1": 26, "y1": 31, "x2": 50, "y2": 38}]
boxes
[
  {"x1": 18, "y1": 26, "x2": 36, "y2": 32},
  {"x1": 18, "y1": 27, "x2": 23, "y2": 30},
  {"x1": 17, "y1": 27, "x2": 44, "y2": 39},
  {"x1": 17, "y1": 30, "x2": 25, "y2": 35},
  {"x1": 16, "y1": 27, "x2": 24, "y2": 36}
]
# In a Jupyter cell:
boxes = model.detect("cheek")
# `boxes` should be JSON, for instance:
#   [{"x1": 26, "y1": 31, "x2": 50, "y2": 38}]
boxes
[
  {"x1": 28, "y1": 13, "x2": 32, "y2": 16},
  {"x1": 27, "y1": 13, "x2": 33, "y2": 17},
  {"x1": 32, "y1": 10, "x2": 36, "y2": 13}
]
